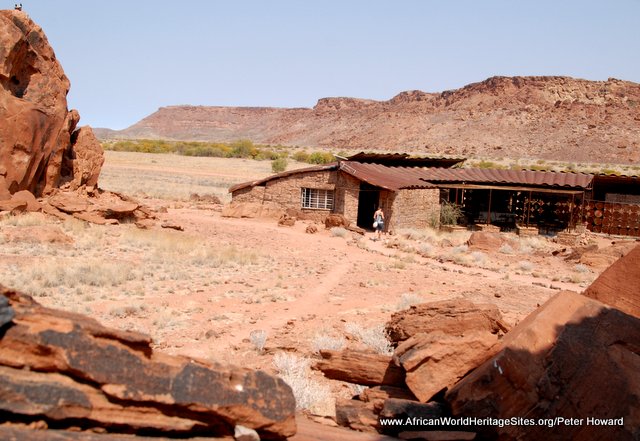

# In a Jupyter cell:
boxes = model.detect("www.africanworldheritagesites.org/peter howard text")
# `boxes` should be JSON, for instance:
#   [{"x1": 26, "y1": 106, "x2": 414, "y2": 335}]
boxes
[{"x1": 379, "y1": 416, "x2": 625, "y2": 429}]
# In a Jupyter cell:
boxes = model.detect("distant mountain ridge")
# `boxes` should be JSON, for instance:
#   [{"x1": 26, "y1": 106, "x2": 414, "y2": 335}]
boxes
[{"x1": 95, "y1": 76, "x2": 640, "y2": 164}]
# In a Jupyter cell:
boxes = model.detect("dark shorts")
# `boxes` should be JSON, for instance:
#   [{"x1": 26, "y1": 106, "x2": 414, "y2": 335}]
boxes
[{"x1": 375, "y1": 221, "x2": 384, "y2": 231}]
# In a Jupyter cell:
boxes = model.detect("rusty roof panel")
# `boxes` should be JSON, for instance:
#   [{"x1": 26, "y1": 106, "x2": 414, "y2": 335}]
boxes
[
  {"x1": 416, "y1": 168, "x2": 594, "y2": 189},
  {"x1": 339, "y1": 162, "x2": 437, "y2": 191}
]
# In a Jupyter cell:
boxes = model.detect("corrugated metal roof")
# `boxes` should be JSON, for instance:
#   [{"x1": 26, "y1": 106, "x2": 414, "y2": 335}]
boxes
[
  {"x1": 346, "y1": 152, "x2": 465, "y2": 167},
  {"x1": 228, "y1": 163, "x2": 339, "y2": 193},
  {"x1": 229, "y1": 162, "x2": 594, "y2": 194},
  {"x1": 417, "y1": 168, "x2": 594, "y2": 189},
  {"x1": 339, "y1": 162, "x2": 438, "y2": 191}
]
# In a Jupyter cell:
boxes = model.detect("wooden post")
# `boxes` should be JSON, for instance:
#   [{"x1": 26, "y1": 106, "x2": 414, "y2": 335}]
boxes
[
  {"x1": 569, "y1": 194, "x2": 575, "y2": 230},
  {"x1": 487, "y1": 189, "x2": 493, "y2": 225},
  {"x1": 526, "y1": 191, "x2": 532, "y2": 228}
]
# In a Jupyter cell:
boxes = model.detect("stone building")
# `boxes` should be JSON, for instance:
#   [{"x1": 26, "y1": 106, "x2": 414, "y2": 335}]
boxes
[
  {"x1": 229, "y1": 154, "x2": 463, "y2": 232},
  {"x1": 229, "y1": 153, "x2": 640, "y2": 237}
]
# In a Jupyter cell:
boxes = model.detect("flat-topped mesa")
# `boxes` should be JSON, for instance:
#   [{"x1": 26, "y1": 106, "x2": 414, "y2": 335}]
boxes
[
  {"x1": 101, "y1": 75, "x2": 640, "y2": 164},
  {"x1": 0, "y1": 9, "x2": 103, "y2": 199}
]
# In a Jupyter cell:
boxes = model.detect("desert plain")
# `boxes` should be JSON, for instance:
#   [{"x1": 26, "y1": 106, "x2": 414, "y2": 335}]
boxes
[{"x1": 2, "y1": 150, "x2": 636, "y2": 418}]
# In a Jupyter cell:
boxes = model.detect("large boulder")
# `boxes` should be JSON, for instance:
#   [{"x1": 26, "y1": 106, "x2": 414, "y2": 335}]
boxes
[
  {"x1": 0, "y1": 10, "x2": 104, "y2": 199},
  {"x1": 394, "y1": 330, "x2": 500, "y2": 402},
  {"x1": 0, "y1": 286, "x2": 296, "y2": 439},
  {"x1": 445, "y1": 291, "x2": 640, "y2": 440},
  {"x1": 583, "y1": 244, "x2": 640, "y2": 317},
  {"x1": 386, "y1": 298, "x2": 510, "y2": 343}
]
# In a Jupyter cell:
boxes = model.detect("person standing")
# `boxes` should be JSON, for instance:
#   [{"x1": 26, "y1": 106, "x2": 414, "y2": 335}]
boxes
[{"x1": 373, "y1": 207, "x2": 385, "y2": 240}]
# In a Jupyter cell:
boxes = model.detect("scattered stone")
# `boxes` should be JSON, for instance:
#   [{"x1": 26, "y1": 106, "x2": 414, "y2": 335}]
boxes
[
  {"x1": 234, "y1": 425, "x2": 260, "y2": 441},
  {"x1": 0, "y1": 199, "x2": 27, "y2": 214},
  {"x1": 306, "y1": 224, "x2": 318, "y2": 234},
  {"x1": 335, "y1": 398, "x2": 380, "y2": 433},
  {"x1": 190, "y1": 193, "x2": 223, "y2": 204},
  {"x1": 466, "y1": 231, "x2": 507, "y2": 251},
  {"x1": 9, "y1": 190, "x2": 42, "y2": 212},
  {"x1": 325, "y1": 214, "x2": 350, "y2": 229},
  {"x1": 386, "y1": 299, "x2": 510, "y2": 343},
  {"x1": 314, "y1": 350, "x2": 405, "y2": 387},
  {"x1": 278, "y1": 213, "x2": 296, "y2": 227},
  {"x1": 359, "y1": 385, "x2": 417, "y2": 404},
  {"x1": 379, "y1": 399, "x2": 445, "y2": 424},
  {"x1": 160, "y1": 221, "x2": 184, "y2": 231}
]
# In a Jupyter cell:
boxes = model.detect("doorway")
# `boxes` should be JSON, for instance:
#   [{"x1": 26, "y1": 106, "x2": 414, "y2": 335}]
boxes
[{"x1": 357, "y1": 183, "x2": 379, "y2": 229}]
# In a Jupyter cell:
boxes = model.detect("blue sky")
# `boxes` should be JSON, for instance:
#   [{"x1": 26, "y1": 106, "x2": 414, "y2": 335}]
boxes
[{"x1": 17, "y1": 0, "x2": 640, "y2": 129}]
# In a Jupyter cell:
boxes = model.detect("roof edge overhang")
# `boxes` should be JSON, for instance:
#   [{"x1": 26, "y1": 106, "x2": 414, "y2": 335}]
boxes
[{"x1": 229, "y1": 162, "x2": 339, "y2": 193}]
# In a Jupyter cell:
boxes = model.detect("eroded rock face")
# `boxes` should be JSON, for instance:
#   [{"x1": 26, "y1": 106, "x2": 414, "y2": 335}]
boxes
[
  {"x1": 0, "y1": 10, "x2": 104, "y2": 199},
  {"x1": 0, "y1": 287, "x2": 296, "y2": 439}
]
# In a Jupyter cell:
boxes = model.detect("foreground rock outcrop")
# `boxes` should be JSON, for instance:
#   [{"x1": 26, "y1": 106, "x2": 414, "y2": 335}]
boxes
[
  {"x1": 445, "y1": 290, "x2": 640, "y2": 440},
  {"x1": 0, "y1": 286, "x2": 296, "y2": 439}
]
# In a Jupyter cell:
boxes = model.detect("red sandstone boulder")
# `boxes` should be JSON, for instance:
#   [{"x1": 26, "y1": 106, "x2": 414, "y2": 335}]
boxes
[
  {"x1": 394, "y1": 331, "x2": 500, "y2": 402},
  {"x1": 445, "y1": 291, "x2": 640, "y2": 440},
  {"x1": 0, "y1": 10, "x2": 104, "y2": 199},
  {"x1": 583, "y1": 244, "x2": 640, "y2": 317},
  {"x1": 65, "y1": 126, "x2": 105, "y2": 190},
  {"x1": 325, "y1": 213, "x2": 350, "y2": 229},
  {"x1": 0, "y1": 286, "x2": 296, "y2": 439},
  {"x1": 466, "y1": 231, "x2": 508, "y2": 251},
  {"x1": 9, "y1": 190, "x2": 42, "y2": 212},
  {"x1": 386, "y1": 298, "x2": 510, "y2": 343}
]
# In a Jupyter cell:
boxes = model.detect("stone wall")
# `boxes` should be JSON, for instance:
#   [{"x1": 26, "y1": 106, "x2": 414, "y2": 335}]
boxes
[
  {"x1": 389, "y1": 188, "x2": 440, "y2": 231},
  {"x1": 337, "y1": 172, "x2": 361, "y2": 223},
  {"x1": 231, "y1": 185, "x2": 265, "y2": 203}
]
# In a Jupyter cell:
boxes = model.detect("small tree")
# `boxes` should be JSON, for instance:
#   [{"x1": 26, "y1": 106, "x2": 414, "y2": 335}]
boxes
[
  {"x1": 440, "y1": 202, "x2": 463, "y2": 226},
  {"x1": 271, "y1": 157, "x2": 287, "y2": 173}
]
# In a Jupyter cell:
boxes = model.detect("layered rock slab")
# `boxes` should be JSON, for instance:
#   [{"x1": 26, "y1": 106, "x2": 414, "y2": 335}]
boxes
[
  {"x1": 395, "y1": 331, "x2": 500, "y2": 402},
  {"x1": 445, "y1": 291, "x2": 640, "y2": 440},
  {"x1": 386, "y1": 298, "x2": 509, "y2": 343},
  {"x1": 0, "y1": 287, "x2": 296, "y2": 439}
]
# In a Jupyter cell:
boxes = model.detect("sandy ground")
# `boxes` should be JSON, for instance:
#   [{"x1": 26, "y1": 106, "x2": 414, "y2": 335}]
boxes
[{"x1": 1, "y1": 151, "x2": 637, "y2": 416}]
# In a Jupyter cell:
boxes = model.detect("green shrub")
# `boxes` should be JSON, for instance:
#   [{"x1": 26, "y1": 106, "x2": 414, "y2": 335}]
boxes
[
  {"x1": 229, "y1": 139, "x2": 257, "y2": 158},
  {"x1": 307, "y1": 151, "x2": 334, "y2": 164},
  {"x1": 292, "y1": 151, "x2": 310, "y2": 162},
  {"x1": 440, "y1": 202, "x2": 463, "y2": 226},
  {"x1": 271, "y1": 157, "x2": 288, "y2": 173}
]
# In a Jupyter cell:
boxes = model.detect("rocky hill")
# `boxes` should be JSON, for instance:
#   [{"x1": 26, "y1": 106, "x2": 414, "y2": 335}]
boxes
[{"x1": 97, "y1": 76, "x2": 640, "y2": 164}]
